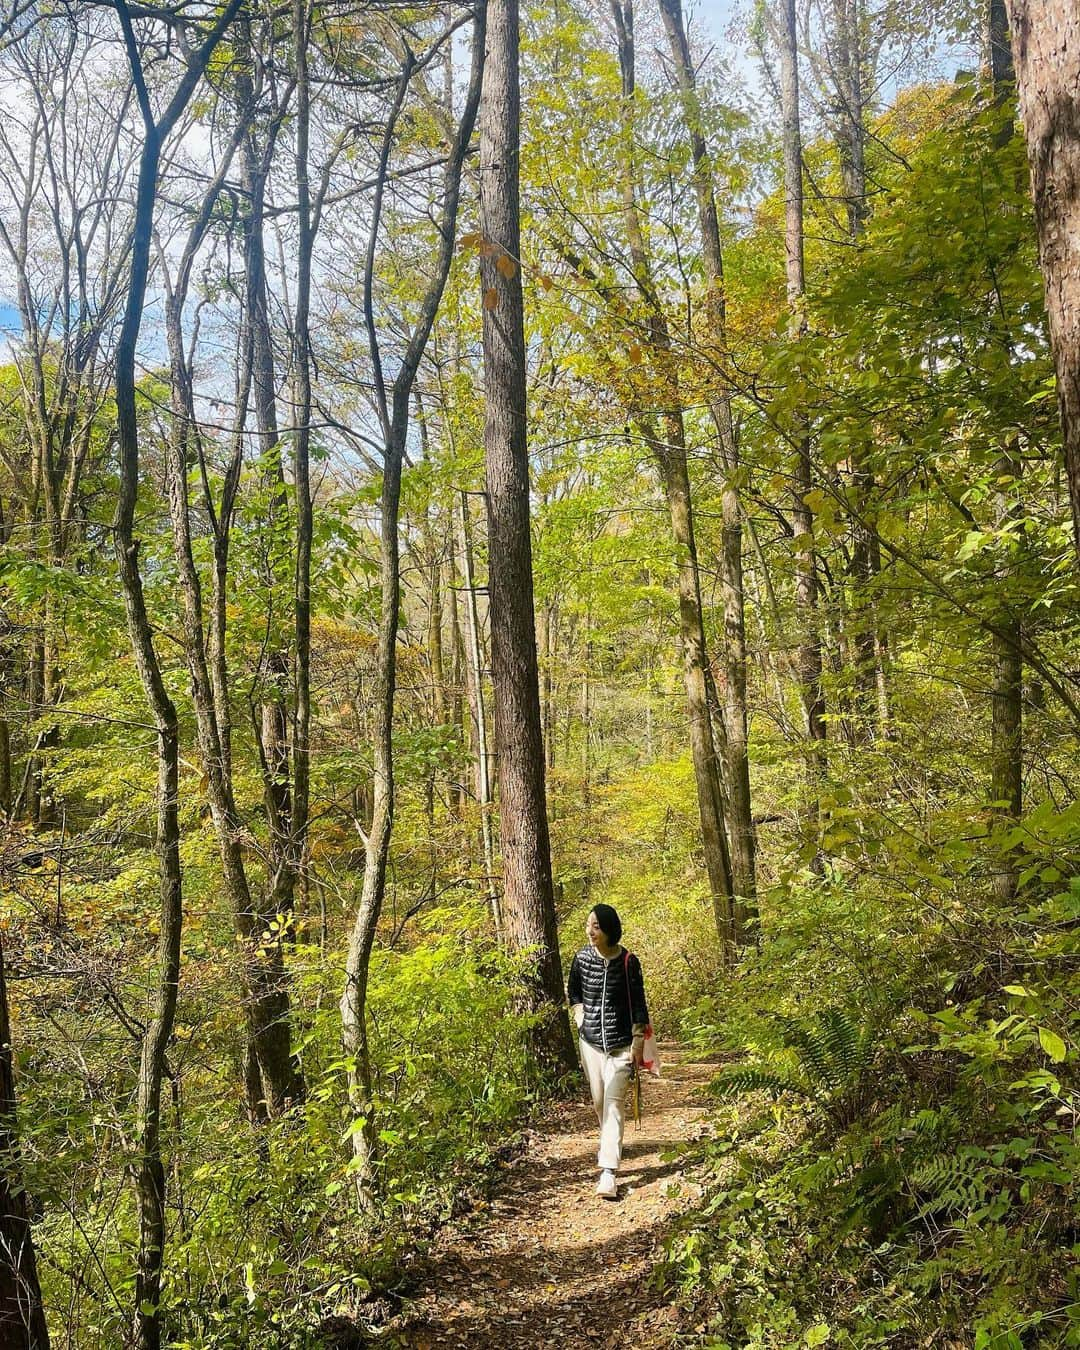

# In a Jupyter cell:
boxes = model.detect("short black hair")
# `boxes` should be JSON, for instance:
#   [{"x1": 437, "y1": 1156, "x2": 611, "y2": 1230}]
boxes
[{"x1": 591, "y1": 903, "x2": 622, "y2": 945}]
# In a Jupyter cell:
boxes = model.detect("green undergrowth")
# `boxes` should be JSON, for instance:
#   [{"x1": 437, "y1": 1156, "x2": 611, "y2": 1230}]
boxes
[
  {"x1": 26, "y1": 915, "x2": 545, "y2": 1349},
  {"x1": 658, "y1": 858, "x2": 1080, "y2": 1348}
]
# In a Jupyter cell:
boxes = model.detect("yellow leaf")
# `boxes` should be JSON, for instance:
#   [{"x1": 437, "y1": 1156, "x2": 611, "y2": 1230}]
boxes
[
  {"x1": 628, "y1": 344, "x2": 643, "y2": 364},
  {"x1": 483, "y1": 287, "x2": 499, "y2": 310},
  {"x1": 496, "y1": 252, "x2": 518, "y2": 279},
  {"x1": 457, "y1": 231, "x2": 482, "y2": 250},
  {"x1": 539, "y1": 273, "x2": 553, "y2": 291}
]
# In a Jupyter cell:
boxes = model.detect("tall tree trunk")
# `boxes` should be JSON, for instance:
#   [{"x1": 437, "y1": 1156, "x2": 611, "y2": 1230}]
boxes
[
  {"x1": 112, "y1": 9, "x2": 241, "y2": 1339},
  {"x1": 1005, "y1": 0, "x2": 1080, "y2": 566},
  {"x1": 657, "y1": 0, "x2": 756, "y2": 924},
  {"x1": 237, "y1": 13, "x2": 299, "y2": 943},
  {"x1": 446, "y1": 549, "x2": 470, "y2": 816},
  {"x1": 162, "y1": 376, "x2": 301, "y2": 1118},
  {"x1": 340, "y1": 10, "x2": 488, "y2": 1208},
  {"x1": 985, "y1": 0, "x2": 1013, "y2": 82},
  {"x1": 160, "y1": 83, "x2": 302, "y2": 1119},
  {"x1": 609, "y1": 0, "x2": 738, "y2": 948},
  {"x1": 114, "y1": 103, "x2": 186, "y2": 1350},
  {"x1": 777, "y1": 0, "x2": 826, "y2": 756},
  {"x1": 427, "y1": 546, "x2": 447, "y2": 728},
  {"x1": 824, "y1": 0, "x2": 887, "y2": 729},
  {"x1": 480, "y1": 0, "x2": 575, "y2": 1069},
  {"x1": 0, "y1": 936, "x2": 49, "y2": 1349},
  {"x1": 642, "y1": 419, "x2": 737, "y2": 949},
  {"x1": 459, "y1": 492, "x2": 501, "y2": 931},
  {"x1": 423, "y1": 523, "x2": 445, "y2": 865},
  {"x1": 236, "y1": 26, "x2": 306, "y2": 1111},
  {"x1": 341, "y1": 438, "x2": 402, "y2": 1210},
  {"x1": 290, "y1": 0, "x2": 315, "y2": 971},
  {"x1": 831, "y1": 0, "x2": 869, "y2": 239}
]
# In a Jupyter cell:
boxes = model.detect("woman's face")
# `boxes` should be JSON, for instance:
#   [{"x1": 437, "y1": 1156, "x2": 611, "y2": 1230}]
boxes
[{"x1": 586, "y1": 911, "x2": 605, "y2": 948}]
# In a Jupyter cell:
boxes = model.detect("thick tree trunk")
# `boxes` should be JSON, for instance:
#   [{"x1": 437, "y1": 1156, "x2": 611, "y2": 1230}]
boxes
[
  {"x1": 480, "y1": 0, "x2": 575, "y2": 1069},
  {"x1": 1005, "y1": 0, "x2": 1080, "y2": 565},
  {"x1": 0, "y1": 937, "x2": 49, "y2": 1349}
]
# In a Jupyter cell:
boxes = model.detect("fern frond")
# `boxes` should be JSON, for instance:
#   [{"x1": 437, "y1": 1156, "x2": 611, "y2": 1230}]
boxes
[
  {"x1": 711, "y1": 1065, "x2": 798, "y2": 1100},
  {"x1": 910, "y1": 1148, "x2": 993, "y2": 1216}
]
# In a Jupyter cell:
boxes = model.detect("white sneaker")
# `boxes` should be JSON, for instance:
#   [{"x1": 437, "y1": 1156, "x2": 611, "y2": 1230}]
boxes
[{"x1": 596, "y1": 1168, "x2": 617, "y2": 1199}]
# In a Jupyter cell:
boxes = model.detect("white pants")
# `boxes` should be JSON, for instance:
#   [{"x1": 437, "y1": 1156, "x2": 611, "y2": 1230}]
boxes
[{"x1": 578, "y1": 1036, "x2": 633, "y2": 1171}]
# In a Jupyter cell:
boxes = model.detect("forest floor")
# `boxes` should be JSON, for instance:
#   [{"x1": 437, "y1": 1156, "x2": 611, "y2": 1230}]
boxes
[{"x1": 381, "y1": 1045, "x2": 715, "y2": 1349}]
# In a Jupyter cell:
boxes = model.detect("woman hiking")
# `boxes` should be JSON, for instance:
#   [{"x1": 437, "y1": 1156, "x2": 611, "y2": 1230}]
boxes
[{"x1": 566, "y1": 904, "x2": 650, "y2": 1200}]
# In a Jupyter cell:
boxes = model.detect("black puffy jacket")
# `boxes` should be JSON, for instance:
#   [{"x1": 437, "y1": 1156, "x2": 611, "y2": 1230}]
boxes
[{"x1": 566, "y1": 946, "x2": 649, "y2": 1053}]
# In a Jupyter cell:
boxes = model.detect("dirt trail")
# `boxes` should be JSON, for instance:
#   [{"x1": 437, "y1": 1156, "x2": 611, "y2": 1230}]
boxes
[{"x1": 388, "y1": 1047, "x2": 713, "y2": 1349}]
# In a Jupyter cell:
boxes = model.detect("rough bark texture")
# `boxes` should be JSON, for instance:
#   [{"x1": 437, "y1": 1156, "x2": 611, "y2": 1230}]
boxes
[
  {"x1": 480, "y1": 0, "x2": 576, "y2": 1068},
  {"x1": 0, "y1": 937, "x2": 49, "y2": 1349},
  {"x1": 1006, "y1": 0, "x2": 1080, "y2": 565}
]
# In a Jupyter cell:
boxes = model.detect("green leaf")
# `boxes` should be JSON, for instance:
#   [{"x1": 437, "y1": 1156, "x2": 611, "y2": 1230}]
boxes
[{"x1": 1038, "y1": 1026, "x2": 1067, "y2": 1063}]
